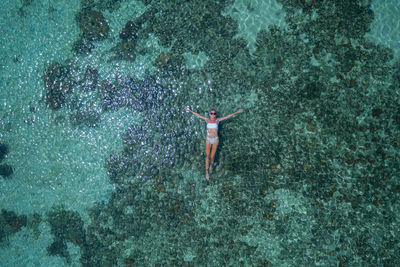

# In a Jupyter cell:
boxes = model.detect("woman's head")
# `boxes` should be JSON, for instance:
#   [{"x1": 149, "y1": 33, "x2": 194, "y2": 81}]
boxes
[{"x1": 209, "y1": 109, "x2": 216, "y2": 117}]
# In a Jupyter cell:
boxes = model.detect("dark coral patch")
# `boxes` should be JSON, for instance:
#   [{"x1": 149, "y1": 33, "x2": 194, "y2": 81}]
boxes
[
  {"x1": 300, "y1": 81, "x2": 324, "y2": 100},
  {"x1": 119, "y1": 20, "x2": 139, "y2": 42},
  {"x1": 372, "y1": 107, "x2": 383, "y2": 117},
  {"x1": 81, "y1": 66, "x2": 99, "y2": 92},
  {"x1": 0, "y1": 143, "x2": 9, "y2": 162},
  {"x1": 1, "y1": 209, "x2": 27, "y2": 232},
  {"x1": 75, "y1": 10, "x2": 109, "y2": 42},
  {"x1": 108, "y1": 40, "x2": 137, "y2": 61},
  {"x1": 43, "y1": 62, "x2": 73, "y2": 110},
  {"x1": 46, "y1": 208, "x2": 86, "y2": 260},
  {"x1": 47, "y1": 239, "x2": 69, "y2": 258},
  {"x1": 0, "y1": 164, "x2": 13, "y2": 178},
  {"x1": 72, "y1": 36, "x2": 95, "y2": 55}
]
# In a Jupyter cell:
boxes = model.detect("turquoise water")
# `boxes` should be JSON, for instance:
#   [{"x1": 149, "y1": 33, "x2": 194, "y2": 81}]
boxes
[{"x1": 1, "y1": 0, "x2": 399, "y2": 266}]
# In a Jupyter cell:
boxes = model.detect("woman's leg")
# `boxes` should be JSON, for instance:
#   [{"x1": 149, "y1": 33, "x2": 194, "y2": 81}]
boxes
[
  {"x1": 209, "y1": 138, "x2": 219, "y2": 174},
  {"x1": 205, "y1": 140, "x2": 211, "y2": 180}
]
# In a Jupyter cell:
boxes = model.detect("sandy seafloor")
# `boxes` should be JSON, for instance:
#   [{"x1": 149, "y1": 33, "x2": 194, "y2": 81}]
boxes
[{"x1": 0, "y1": 0, "x2": 399, "y2": 266}]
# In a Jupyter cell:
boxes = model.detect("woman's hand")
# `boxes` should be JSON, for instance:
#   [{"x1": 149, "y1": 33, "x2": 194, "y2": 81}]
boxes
[
  {"x1": 237, "y1": 108, "x2": 243, "y2": 113},
  {"x1": 184, "y1": 106, "x2": 190, "y2": 112}
]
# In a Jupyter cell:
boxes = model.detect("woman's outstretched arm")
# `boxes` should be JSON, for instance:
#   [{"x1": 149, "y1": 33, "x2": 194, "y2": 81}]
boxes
[
  {"x1": 217, "y1": 109, "x2": 243, "y2": 122},
  {"x1": 185, "y1": 106, "x2": 208, "y2": 120}
]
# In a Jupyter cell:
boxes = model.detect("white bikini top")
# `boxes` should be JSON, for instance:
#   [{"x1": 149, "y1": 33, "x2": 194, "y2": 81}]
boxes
[{"x1": 207, "y1": 122, "x2": 218, "y2": 129}]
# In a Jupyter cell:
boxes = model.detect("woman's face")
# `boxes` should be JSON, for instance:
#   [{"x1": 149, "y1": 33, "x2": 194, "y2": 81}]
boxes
[{"x1": 209, "y1": 110, "x2": 216, "y2": 118}]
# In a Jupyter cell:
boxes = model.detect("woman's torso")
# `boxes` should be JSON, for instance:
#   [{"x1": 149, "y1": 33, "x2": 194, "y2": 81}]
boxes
[{"x1": 206, "y1": 119, "x2": 218, "y2": 138}]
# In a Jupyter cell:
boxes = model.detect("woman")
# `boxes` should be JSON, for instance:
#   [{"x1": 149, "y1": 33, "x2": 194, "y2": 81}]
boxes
[{"x1": 185, "y1": 107, "x2": 243, "y2": 180}]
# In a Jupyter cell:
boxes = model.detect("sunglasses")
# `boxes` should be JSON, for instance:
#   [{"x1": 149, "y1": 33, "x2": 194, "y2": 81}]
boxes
[{"x1": 209, "y1": 112, "x2": 216, "y2": 115}]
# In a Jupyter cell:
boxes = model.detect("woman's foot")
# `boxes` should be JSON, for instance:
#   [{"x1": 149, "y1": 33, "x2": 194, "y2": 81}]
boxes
[
  {"x1": 209, "y1": 165, "x2": 213, "y2": 174},
  {"x1": 206, "y1": 172, "x2": 210, "y2": 180}
]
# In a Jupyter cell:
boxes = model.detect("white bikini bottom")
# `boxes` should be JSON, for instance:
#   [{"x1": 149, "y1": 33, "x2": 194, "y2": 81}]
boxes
[{"x1": 206, "y1": 136, "x2": 218, "y2": 145}]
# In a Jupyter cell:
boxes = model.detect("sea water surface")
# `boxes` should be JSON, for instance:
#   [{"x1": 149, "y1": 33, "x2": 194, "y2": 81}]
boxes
[{"x1": 1, "y1": 0, "x2": 399, "y2": 266}]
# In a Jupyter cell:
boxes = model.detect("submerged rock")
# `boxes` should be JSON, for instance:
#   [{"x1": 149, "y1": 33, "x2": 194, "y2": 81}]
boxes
[
  {"x1": 108, "y1": 39, "x2": 137, "y2": 61},
  {"x1": 0, "y1": 164, "x2": 13, "y2": 178},
  {"x1": 154, "y1": 51, "x2": 185, "y2": 72},
  {"x1": 72, "y1": 8, "x2": 109, "y2": 56},
  {"x1": 98, "y1": 80, "x2": 119, "y2": 111},
  {"x1": 1, "y1": 209, "x2": 27, "y2": 233},
  {"x1": 300, "y1": 81, "x2": 324, "y2": 100},
  {"x1": 68, "y1": 90, "x2": 102, "y2": 128},
  {"x1": 72, "y1": 36, "x2": 95, "y2": 55},
  {"x1": 43, "y1": 62, "x2": 73, "y2": 110},
  {"x1": 98, "y1": 73, "x2": 172, "y2": 113},
  {"x1": 69, "y1": 108, "x2": 101, "y2": 127},
  {"x1": 47, "y1": 239, "x2": 68, "y2": 258},
  {"x1": 75, "y1": 10, "x2": 109, "y2": 42},
  {"x1": 81, "y1": 66, "x2": 99, "y2": 92},
  {"x1": 158, "y1": 50, "x2": 175, "y2": 67},
  {"x1": 372, "y1": 107, "x2": 383, "y2": 117},
  {"x1": 119, "y1": 20, "x2": 139, "y2": 42},
  {"x1": 47, "y1": 208, "x2": 85, "y2": 245},
  {"x1": 0, "y1": 143, "x2": 9, "y2": 162},
  {"x1": 46, "y1": 208, "x2": 86, "y2": 261}
]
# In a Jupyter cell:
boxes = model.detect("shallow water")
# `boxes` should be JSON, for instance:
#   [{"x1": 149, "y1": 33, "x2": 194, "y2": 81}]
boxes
[{"x1": 1, "y1": 0, "x2": 399, "y2": 266}]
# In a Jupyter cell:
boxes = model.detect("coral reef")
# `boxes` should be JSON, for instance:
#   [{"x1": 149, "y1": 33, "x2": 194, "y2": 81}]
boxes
[
  {"x1": 108, "y1": 16, "x2": 149, "y2": 61},
  {"x1": 0, "y1": 143, "x2": 9, "y2": 162},
  {"x1": 46, "y1": 208, "x2": 85, "y2": 263},
  {"x1": 73, "y1": 8, "x2": 109, "y2": 56},
  {"x1": 0, "y1": 164, "x2": 13, "y2": 178},
  {"x1": 0, "y1": 210, "x2": 27, "y2": 242},
  {"x1": 69, "y1": 65, "x2": 103, "y2": 127},
  {"x1": 35, "y1": 0, "x2": 399, "y2": 265},
  {"x1": 17, "y1": 0, "x2": 34, "y2": 17},
  {"x1": 43, "y1": 62, "x2": 73, "y2": 110},
  {"x1": 0, "y1": 143, "x2": 13, "y2": 178},
  {"x1": 75, "y1": 10, "x2": 109, "y2": 42},
  {"x1": 119, "y1": 20, "x2": 139, "y2": 42},
  {"x1": 80, "y1": 66, "x2": 98, "y2": 92},
  {"x1": 69, "y1": 108, "x2": 101, "y2": 127},
  {"x1": 42, "y1": 60, "x2": 104, "y2": 127},
  {"x1": 103, "y1": 69, "x2": 204, "y2": 185},
  {"x1": 80, "y1": 0, "x2": 124, "y2": 12},
  {"x1": 72, "y1": 36, "x2": 95, "y2": 55}
]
